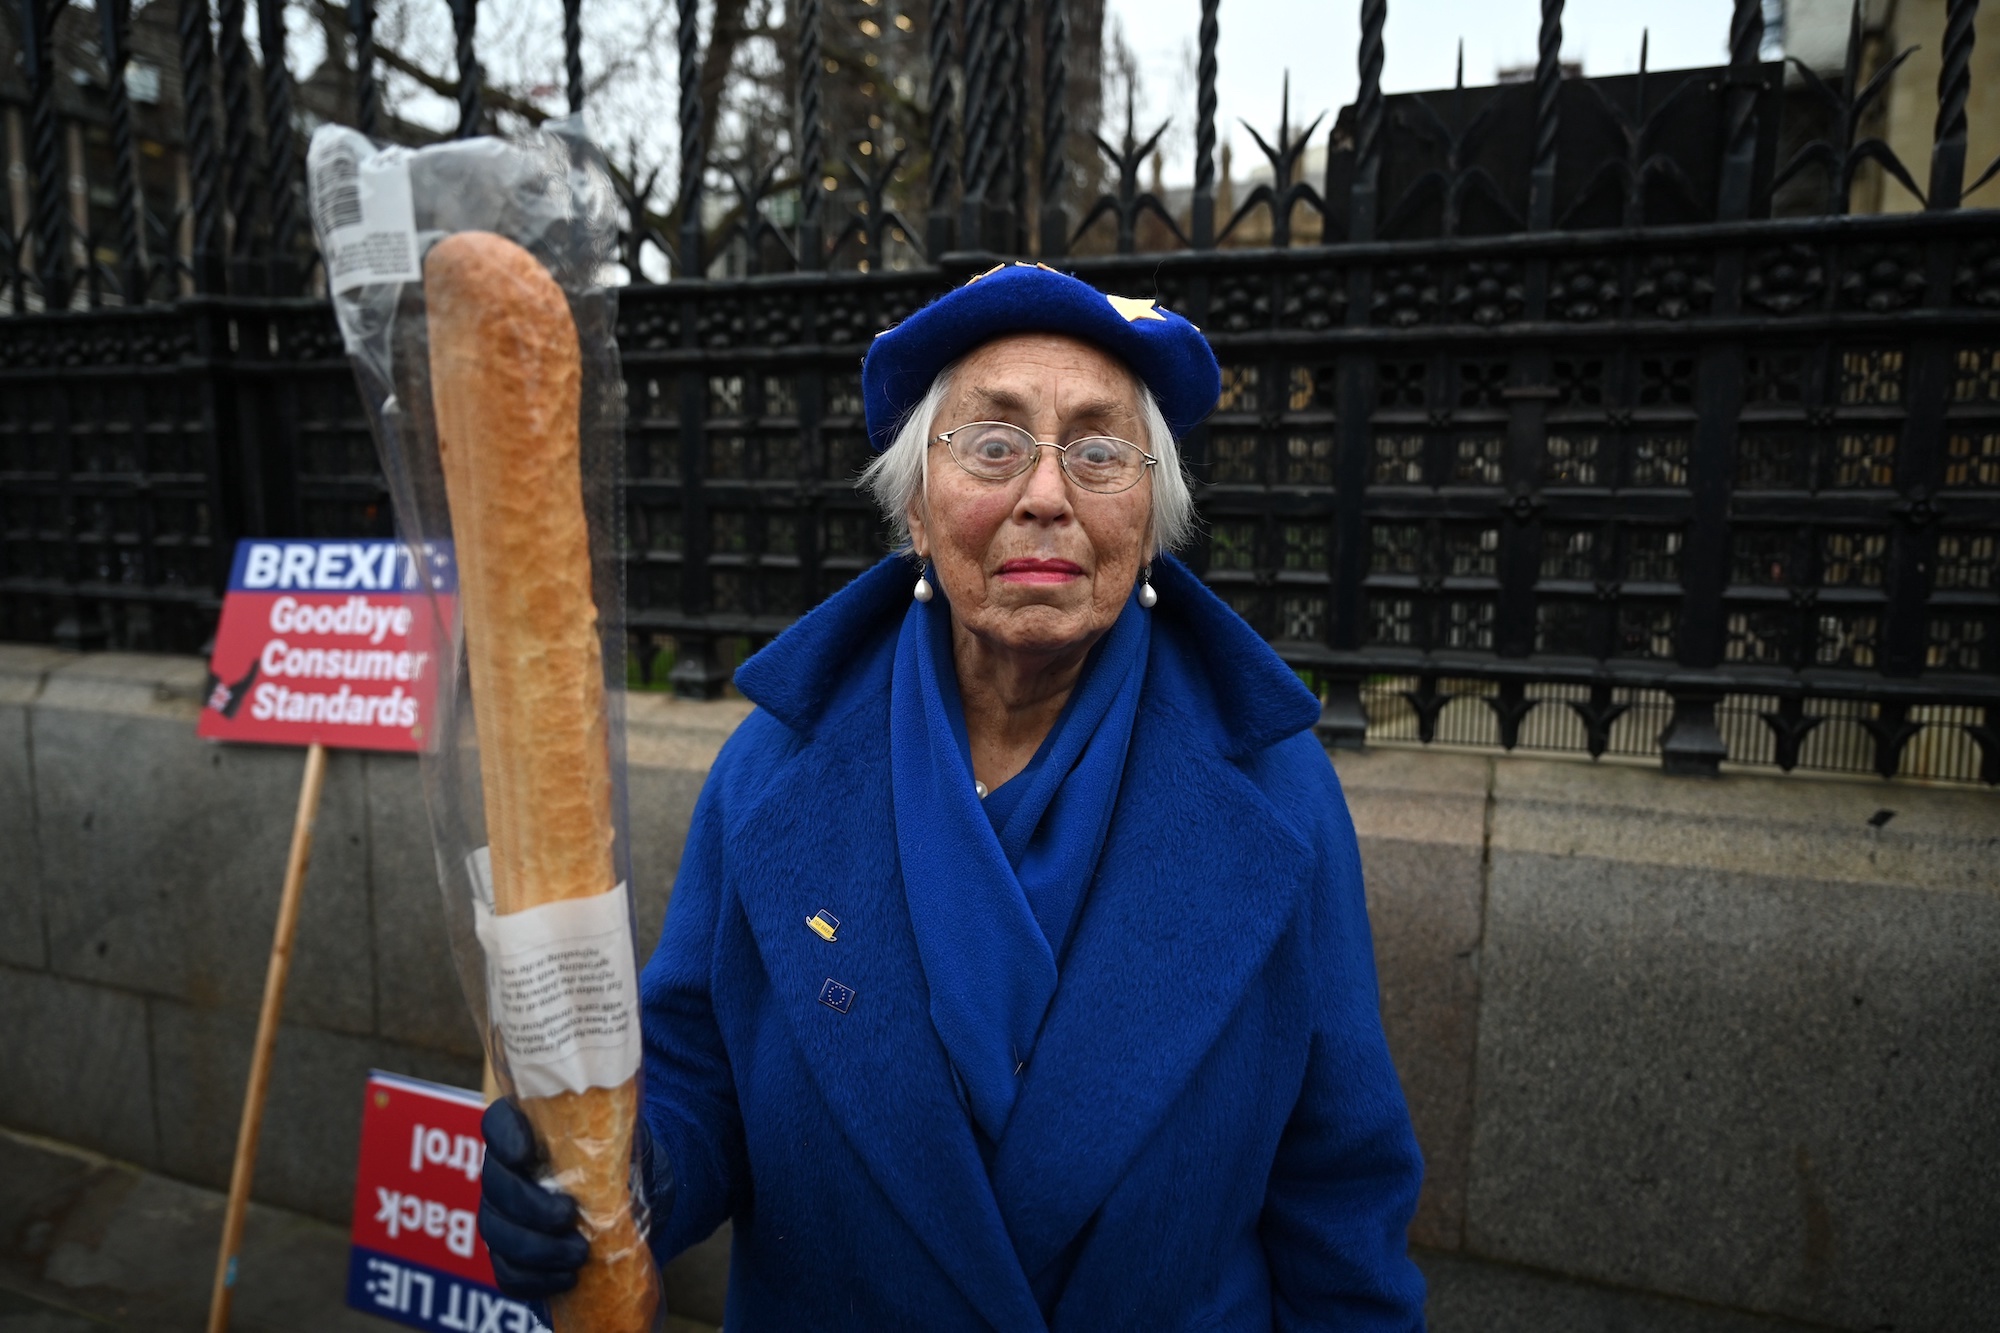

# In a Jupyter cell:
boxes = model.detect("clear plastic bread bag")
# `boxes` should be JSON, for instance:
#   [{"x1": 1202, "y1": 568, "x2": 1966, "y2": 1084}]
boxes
[{"x1": 306, "y1": 120, "x2": 662, "y2": 1333}]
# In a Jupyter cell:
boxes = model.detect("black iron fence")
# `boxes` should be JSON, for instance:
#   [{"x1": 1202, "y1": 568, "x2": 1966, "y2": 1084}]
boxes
[{"x1": 1, "y1": 0, "x2": 1996, "y2": 784}]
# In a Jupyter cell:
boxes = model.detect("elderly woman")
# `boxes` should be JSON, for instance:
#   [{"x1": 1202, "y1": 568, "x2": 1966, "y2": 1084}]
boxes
[{"x1": 479, "y1": 263, "x2": 1427, "y2": 1331}]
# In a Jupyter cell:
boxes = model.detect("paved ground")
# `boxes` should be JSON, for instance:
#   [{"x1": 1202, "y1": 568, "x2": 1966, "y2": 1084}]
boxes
[
  {"x1": 0, "y1": 1127, "x2": 1837, "y2": 1333},
  {"x1": 0, "y1": 1128, "x2": 716, "y2": 1333}
]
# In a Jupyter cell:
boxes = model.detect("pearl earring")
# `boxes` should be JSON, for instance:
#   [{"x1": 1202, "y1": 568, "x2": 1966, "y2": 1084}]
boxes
[
  {"x1": 1138, "y1": 565, "x2": 1158, "y2": 608},
  {"x1": 913, "y1": 566, "x2": 934, "y2": 603}
]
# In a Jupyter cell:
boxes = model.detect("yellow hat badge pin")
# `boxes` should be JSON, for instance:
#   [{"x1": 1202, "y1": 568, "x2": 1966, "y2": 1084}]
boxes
[{"x1": 1105, "y1": 293, "x2": 1167, "y2": 322}]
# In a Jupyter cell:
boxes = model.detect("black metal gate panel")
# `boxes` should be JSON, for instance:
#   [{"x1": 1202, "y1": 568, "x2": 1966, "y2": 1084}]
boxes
[{"x1": 1, "y1": 0, "x2": 1995, "y2": 783}]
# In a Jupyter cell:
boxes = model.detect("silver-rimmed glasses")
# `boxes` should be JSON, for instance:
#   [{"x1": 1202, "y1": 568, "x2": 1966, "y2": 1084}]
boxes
[{"x1": 935, "y1": 421, "x2": 1157, "y2": 495}]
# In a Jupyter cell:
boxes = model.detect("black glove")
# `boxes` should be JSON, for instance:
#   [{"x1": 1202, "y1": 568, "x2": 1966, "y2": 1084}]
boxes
[
  {"x1": 478, "y1": 1097, "x2": 589, "y2": 1301},
  {"x1": 478, "y1": 1096, "x2": 676, "y2": 1308}
]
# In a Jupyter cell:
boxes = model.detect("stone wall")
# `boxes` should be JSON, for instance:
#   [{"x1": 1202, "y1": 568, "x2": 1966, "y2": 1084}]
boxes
[
  {"x1": 1343, "y1": 747, "x2": 2000, "y2": 1330},
  {"x1": 3, "y1": 643, "x2": 1995, "y2": 1331},
  {"x1": 0, "y1": 644, "x2": 737, "y2": 1224}
]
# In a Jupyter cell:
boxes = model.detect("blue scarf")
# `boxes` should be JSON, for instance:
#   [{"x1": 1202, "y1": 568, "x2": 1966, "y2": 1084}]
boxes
[{"x1": 890, "y1": 586, "x2": 1151, "y2": 1143}]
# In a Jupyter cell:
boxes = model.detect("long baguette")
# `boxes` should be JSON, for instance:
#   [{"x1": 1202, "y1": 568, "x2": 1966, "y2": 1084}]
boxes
[{"x1": 427, "y1": 230, "x2": 659, "y2": 1333}]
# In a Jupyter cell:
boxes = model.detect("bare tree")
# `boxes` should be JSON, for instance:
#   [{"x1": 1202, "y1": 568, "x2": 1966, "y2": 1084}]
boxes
[{"x1": 296, "y1": 0, "x2": 1109, "y2": 275}]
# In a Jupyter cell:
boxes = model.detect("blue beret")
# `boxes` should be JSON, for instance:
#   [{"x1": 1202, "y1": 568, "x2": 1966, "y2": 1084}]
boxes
[{"x1": 861, "y1": 262, "x2": 1221, "y2": 453}]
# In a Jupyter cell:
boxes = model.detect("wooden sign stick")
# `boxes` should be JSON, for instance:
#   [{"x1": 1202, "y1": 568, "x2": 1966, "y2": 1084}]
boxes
[{"x1": 206, "y1": 740, "x2": 330, "y2": 1333}]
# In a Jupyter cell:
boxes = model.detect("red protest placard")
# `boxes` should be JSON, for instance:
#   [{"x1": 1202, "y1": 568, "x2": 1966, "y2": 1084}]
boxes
[
  {"x1": 198, "y1": 539, "x2": 454, "y2": 753},
  {"x1": 346, "y1": 1071, "x2": 548, "y2": 1332}
]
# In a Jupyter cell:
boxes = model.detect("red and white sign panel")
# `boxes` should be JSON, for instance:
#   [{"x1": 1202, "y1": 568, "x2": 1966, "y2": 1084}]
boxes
[
  {"x1": 198, "y1": 539, "x2": 453, "y2": 752},
  {"x1": 347, "y1": 1070, "x2": 549, "y2": 1332}
]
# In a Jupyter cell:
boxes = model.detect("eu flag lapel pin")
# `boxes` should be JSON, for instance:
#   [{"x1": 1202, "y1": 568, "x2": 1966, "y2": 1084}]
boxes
[
  {"x1": 818, "y1": 978, "x2": 856, "y2": 1013},
  {"x1": 806, "y1": 909, "x2": 840, "y2": 942}
]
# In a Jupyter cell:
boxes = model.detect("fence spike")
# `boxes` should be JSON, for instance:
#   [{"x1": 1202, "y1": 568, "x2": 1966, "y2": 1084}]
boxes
[
  {"x1": 177, "y1": 0, "x2": 223, "y2": 290},
  {"x1": 1528, "y1": 0, "x2": 1563, "y2": 230},
  {"x1": 1192, "y1": 0, "x2": 1219, "y2": 248},
  {"x1": 676, "y1": 0, "x2": 704, "y2": 273},
  {"x1": 999, "y1": 0, "x2": 1027, "y2": 250},
  {"x1": 959, "y1": 0, "x2": 993, "y2": 241},
  {"x1": 258, "y1": 0, "x2": 300, "y2": 292},
  {"x1": 349, "y1": 0, "x2": 381, "y2": 139},
  {"x1": 797, "y1": 0, "x2": 824, "y2": 269},
  {"x1": 1038, "y1": 0, "x2": 1068, "y2": 257},
  {"x1": 24, "y1": 0, "x2": 73, "y2": 309},
  {"x1": 1928, "y1": 0, "x2": 1977, "y2": 209},
  {"x1": 925, "y1": 0, "x2": 959, "y2": 256},
  {"x1": 566, "y1": 0, "x2": 585, "y2": 115},
  {"x1": 450, "y1": 0, "x2": 482, "y2": 138},
  {"x1": 101, "y1": 0, "x2": 148, "y2": 303},
  {"x1": 1716, "y1": 0, "x2": 1764, "y2": 220},
  {"x1": 217, "y1": 0, "x2": 257, "y2": 273},
  {"x1": 1350, "y1": 0, "x2": 1386, "y2": 241}
]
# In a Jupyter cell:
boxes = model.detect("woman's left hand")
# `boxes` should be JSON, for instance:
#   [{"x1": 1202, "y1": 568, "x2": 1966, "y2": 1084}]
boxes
[{"x1": 477, "y1": 1097, "x2": 590, "y2": 1300}]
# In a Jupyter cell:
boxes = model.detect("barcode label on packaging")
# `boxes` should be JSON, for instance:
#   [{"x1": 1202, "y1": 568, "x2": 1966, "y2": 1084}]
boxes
[
  {"x1": 469, "y1": 856, "x2": 642, "y2": 1099},
  {"x1": 309, "y1": 138, "x2": 421, "y2": 294},
  {"x1": 314, "y1": 152, "x2": 364, "y2": 231}
]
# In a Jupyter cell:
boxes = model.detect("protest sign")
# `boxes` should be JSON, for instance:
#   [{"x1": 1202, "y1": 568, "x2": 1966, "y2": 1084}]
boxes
[
  {"x1": 198, "y1": 539, "x2": 454, "y2": 751},
  {"x1": 347, "y1": 1071, "x2": 549, "y2": 1333},
  {"x1": 202, "y1": 539, "x2": 455, "y2": 1332}
]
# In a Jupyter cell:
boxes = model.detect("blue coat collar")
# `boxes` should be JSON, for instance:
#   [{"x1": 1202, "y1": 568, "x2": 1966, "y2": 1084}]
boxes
[
  {"x1": 736, "y1": 553, "x2": 1319, "y2": 762},
  {"x1": 727, "y1": 554, "x2": 1325, "y2": 1326}
]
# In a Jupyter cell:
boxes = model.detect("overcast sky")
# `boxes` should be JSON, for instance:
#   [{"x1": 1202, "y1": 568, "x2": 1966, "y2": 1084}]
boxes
[{"x1": 1107, "y1": 0, "x2": 1740, "y2": 181}]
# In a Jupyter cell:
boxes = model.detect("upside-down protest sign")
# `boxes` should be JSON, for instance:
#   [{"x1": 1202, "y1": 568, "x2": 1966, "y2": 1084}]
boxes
[
  {"x1": 198, "y1": 539, "x2": 453, "y2": 752},
  {"x1": 348, "y1": 1071, "x2": 550, "y2": 1332}
]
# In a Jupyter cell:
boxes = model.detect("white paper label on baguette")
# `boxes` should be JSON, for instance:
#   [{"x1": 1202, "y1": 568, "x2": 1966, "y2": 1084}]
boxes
[
  {"x1": 309, "y1": 135, "x2": 421, "y2": 295},
  {"x1": 470, "y1": 855, "x2": 642, "y2": 1099}
]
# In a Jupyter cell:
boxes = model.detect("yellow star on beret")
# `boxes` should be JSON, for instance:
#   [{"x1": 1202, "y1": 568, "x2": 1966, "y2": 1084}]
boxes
[{"x1": 1106, "y1": 293, "x2": 1166, "y2": 323}]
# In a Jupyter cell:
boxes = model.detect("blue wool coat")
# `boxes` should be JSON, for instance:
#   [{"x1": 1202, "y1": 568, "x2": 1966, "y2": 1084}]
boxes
[{"x1": 638, "y1": 555, "x2": 1427, "y2": 1332}]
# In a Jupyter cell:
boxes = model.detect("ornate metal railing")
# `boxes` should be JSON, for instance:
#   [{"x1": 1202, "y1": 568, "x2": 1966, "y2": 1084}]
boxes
[{"x1": 1, "y1": 0, "x2": 1996, "y2": 783}]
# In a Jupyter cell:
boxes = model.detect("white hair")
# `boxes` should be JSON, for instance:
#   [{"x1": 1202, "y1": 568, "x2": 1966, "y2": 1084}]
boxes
[{"x1": 858, "y1": 359, "x2": 1197, "y2": 558}]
